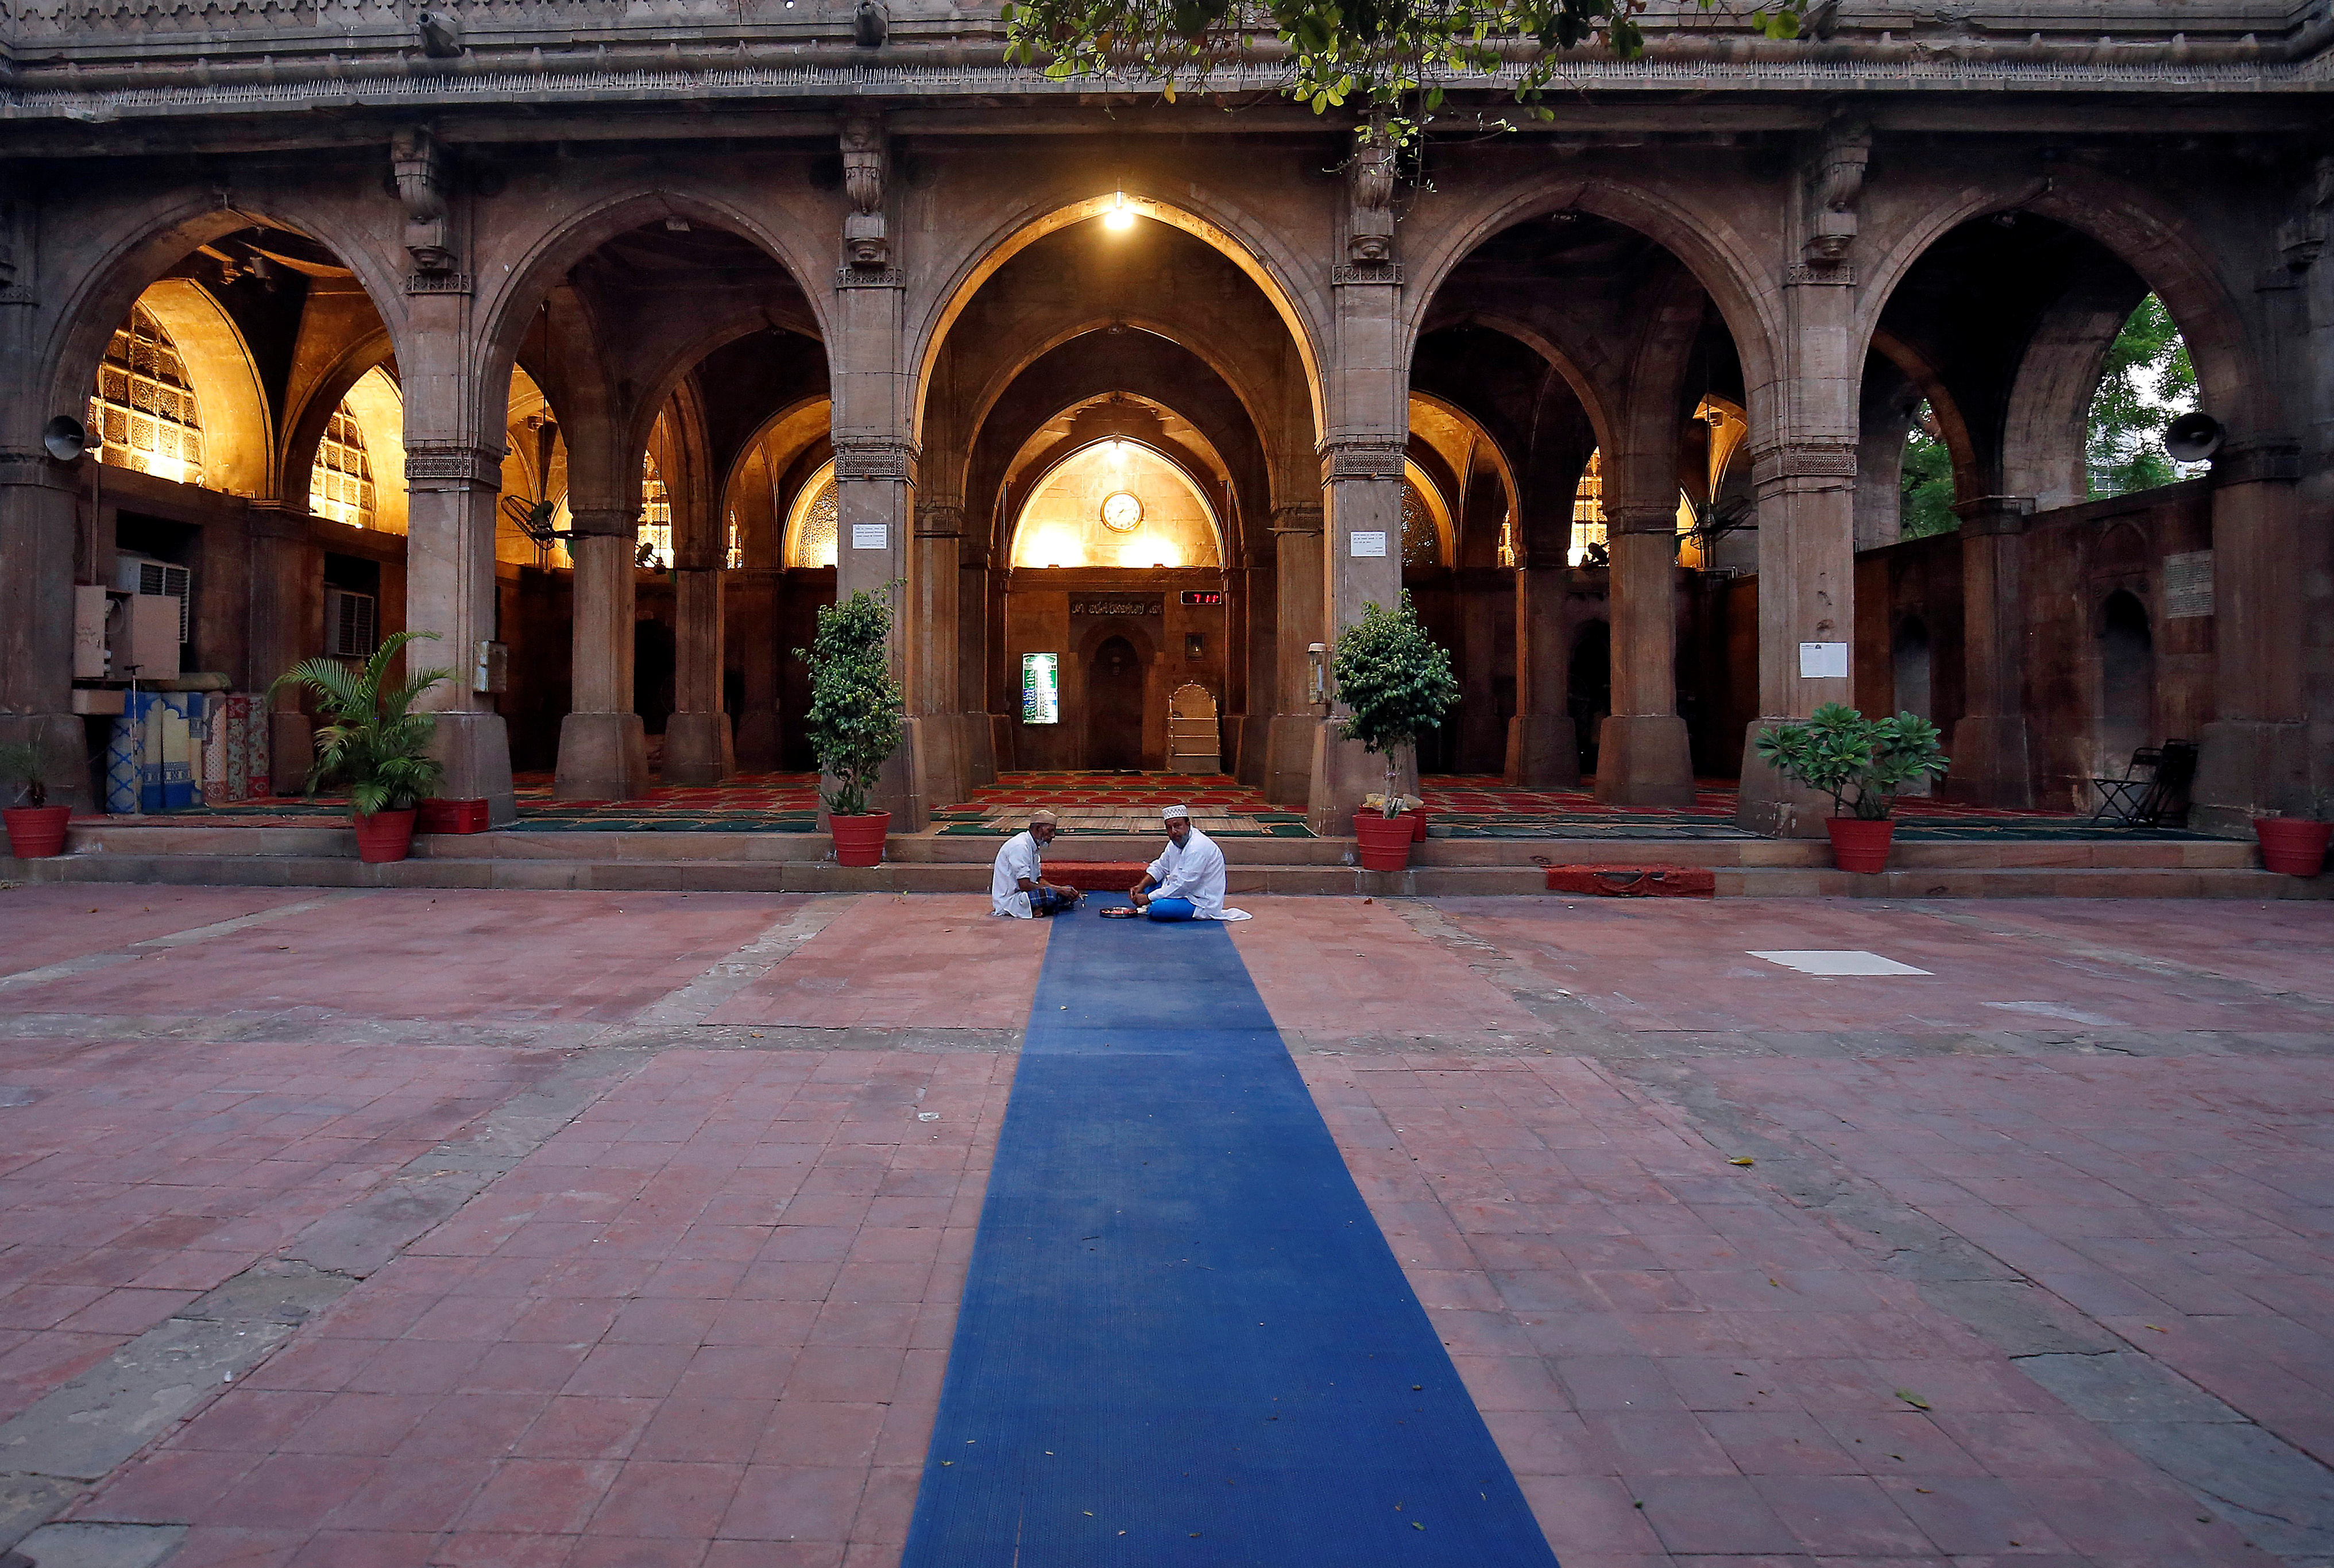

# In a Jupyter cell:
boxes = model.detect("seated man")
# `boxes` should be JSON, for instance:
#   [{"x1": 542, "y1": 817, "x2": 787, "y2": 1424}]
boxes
[
  {"x1": 1129, "y1": 804, "x2": 1226, "y2": 921},
  {"x1": 992, "y1": 810, "x2": 1082, "y2": 918}
]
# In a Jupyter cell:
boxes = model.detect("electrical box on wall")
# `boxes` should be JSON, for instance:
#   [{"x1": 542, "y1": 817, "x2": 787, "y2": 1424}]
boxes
[
  {"x1": 109, "y1": 593, "x2": 181, "y2": 681},
  {"x1": 74, "y1": 586, "x2": 110, "y2": 679}
]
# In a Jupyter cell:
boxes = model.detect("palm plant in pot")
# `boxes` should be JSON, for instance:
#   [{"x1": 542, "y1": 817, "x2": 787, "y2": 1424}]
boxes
[
  {"x1": 797, "y1": 588, "x2": 907, "y2": 868},
  {"x1": 2255, "y1": 790, "x2": 2332, "y2": 877},
  {"x1": 1753, "y1": 704, "x2": 1949, "y2": 873},
  {"x1": 0, "y1": 739, "x2": 72, "y2": 859},
  {"x1": 270, "y1": 630, "x2": 451, "y2": 864},
  {"x1": 1331, "y1": 594, "x2": 1460, "y2": 872}
]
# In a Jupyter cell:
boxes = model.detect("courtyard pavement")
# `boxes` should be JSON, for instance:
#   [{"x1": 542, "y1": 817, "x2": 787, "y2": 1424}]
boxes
[{"x1": 0, "y1": 883, "x2": 2327, "y2": 1566}]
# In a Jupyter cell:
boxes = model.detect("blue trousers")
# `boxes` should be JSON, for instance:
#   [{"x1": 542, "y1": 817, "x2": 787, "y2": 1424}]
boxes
[
  {"x1": 1143, "y1": 897, "x2": 1197, "y2": 921},
  {"x1": 1030, "y1": 886, "x2": 1078, "y2": 917}
]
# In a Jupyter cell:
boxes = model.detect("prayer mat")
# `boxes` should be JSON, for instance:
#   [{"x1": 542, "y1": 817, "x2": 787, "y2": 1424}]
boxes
[{"x1": 901, "y1": 898, "x2": 1555, "y2": 1566}]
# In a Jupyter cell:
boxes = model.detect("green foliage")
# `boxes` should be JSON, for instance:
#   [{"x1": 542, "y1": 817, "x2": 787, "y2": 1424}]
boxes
[
  {"x1": 1899, "y1": 408, "x2": 1957, "y2": 540},
  {"x1": 2086, "y1": 295, "x2": 2198, "y2": 499},
  {"x1": 1752, "y1": 703, "x2": 1949, "y2": 821},
  {"x1": 1000, "y1": 0, "x2": 1801, "y2": 146},
  {"x1": 0, "y1": 740, "x2": 47, "y2": 809},
  {"x1": 268, "y1": 631, "x2": 451, "y2": 817},
  {"x1": 1331, "y1": 593, "x2": 1460, "y2": 817},
  {"x1": 795, "y1": 589, "x2": 907, "y2": 820}
]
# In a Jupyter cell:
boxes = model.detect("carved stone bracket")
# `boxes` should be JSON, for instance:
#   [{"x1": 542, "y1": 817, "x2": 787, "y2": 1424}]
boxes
[
  {"x1": 404, "y1": 443, "x2": 505, "y2": 487},
  {"x1": 1750, "y1": 439, "x2": 1858, "y2": 487},
  {"x1": 833, "y1": 435, "x2": 917, "y2": 481},
  {"x1": 2212, "y1": 439, "x2": 2302, "y2": 485},
  {"x1": 2278, "y1": 153, "x2": 2334, "y2": 269},
  {"x1": 0, "y1": 450, "x2": 81, "y2": 490},
  {"x1": 1950, "y1": 493, "x2": 2035, "y2": 535},
  {"x1": 1802, "y1": 114, "x2": 1872, "y2": 267},
  {"x1": 1269, "y1": 502, "x2": 1325, "y2": 535},
  {"x1": 1332, "y1": 263, "x2": 1403, "y2": 287},
  {"x1": 1320, "y1": 438, "x2": 1406, "y2": 481},
  {"x1": 1606, "y1": 501, "x2": 1680, "y2": 536},
  {"x1": 1346, "y1": 122, "x2": 1397, "y2": 265},
  {"x1": 566, "y1": 506, "x2": 638, "y2": 539},
  {"x1": 391, "y1": 125, "x2": 459, "y2": 276},
  {"x1": 915, "y1": 500, "x2": 965, "y2": 538},
  {"x1": 839, "y1": 114, "x2": 891, "y2": 277}
]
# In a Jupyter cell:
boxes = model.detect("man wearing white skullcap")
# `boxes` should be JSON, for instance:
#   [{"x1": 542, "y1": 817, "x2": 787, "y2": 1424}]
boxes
[
  {"x1": 991, "y1": 809, "x2": 1081, "y2": 918},
  {"x1": 1129, "y1": 804, "x2": 1226, "y2": 921}
]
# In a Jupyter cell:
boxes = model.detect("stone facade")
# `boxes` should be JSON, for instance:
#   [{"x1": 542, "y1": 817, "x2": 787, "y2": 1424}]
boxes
[{"x1": 0, "y1": 1, "x2": 2326, "y2": 835}]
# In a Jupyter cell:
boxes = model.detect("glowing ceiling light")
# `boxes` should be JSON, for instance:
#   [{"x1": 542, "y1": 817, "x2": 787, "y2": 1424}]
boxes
[{"x1": 1103, "y1": 191, "x2": 1134, "y2": 231}]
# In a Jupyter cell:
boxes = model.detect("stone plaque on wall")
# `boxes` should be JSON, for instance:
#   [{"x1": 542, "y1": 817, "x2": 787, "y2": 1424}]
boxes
[
  {"x1": 2163, "y1": 550, "x2": 2214, "y2": 619},
  {"x1": 1069, "y1": 594, "x2": 1162, "y2": 618}
]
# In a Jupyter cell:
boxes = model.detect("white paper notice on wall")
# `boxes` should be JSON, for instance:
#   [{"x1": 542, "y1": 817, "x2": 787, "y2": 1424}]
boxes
[
  {"x1": 2163, "y1": 550, "x2": 2214, "y2": 619},
  {"x1": 1349, "y1": 531, "x2": 1388, "y2": 558},
  {"x1": 1798, "y1": 641, "x2": 1850, "y2": 679},
  {"x1": 850, "y1": 523, "x2": 888, "y2": 551}
]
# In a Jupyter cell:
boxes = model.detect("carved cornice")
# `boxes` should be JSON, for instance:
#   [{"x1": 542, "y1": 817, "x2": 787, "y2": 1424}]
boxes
[
  {"x1": 403, "y1": 443, "x2": 504, "y2": 486},
  {"x1": 1332, "y1": 262, "x2": 1402, "y2": 287},
  {"x1": 1606, "y1": 501, "x2": 1681, "y2": 535},
  {"x1": 914, "y1": 500, "x2": 964, "y2": 537},
  {"x1": 834, "y1": 267, "x2": 903, "y2": 289},
  {"x1": 566, "y1": 507, "x2": 637, "y2": 538},
  {"x1": 0, "y1": 450, "x2": 80, "y2": 489},
  {"x1": 1787, "y1": 262, "x2": 1856, "y2": 286},
  {"x1": 1319, "y1": 437, "x2": 1406, "y2": 481},
  {"x1": 1749, "y1": 439, "x2": 1857, "y2": 485},
  {"x1": 405, "y1": 271, "x2": 473, "y2": 295},
  {"x1": 832, "y1": 434, "x2": 915, "y2": 481},
  {"x1": 1950, "y1": 493, "x2": 2035, "y2": 534},
  {"x1": 1269, "y1": 502, "x2": 1325, "y2": 535}
]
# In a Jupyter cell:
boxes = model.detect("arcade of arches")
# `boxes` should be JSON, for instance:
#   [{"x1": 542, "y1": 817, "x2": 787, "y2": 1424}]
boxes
[{"x1": 2, "y1": 114, "x2": 2324, "y2": 840}]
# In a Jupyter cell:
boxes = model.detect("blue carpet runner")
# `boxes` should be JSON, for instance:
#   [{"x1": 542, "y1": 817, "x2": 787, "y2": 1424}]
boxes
[{"x1": 900, "y1": 900, "x2": 1559, "y2": 1566}]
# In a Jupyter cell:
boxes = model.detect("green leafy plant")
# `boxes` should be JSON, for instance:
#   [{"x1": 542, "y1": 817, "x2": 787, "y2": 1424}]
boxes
[
  {"x1": 1001, "y1": 0, "x2": 1805, "y2": 148},
  {"x1": 0, "y1": 740, "x2": 48, "y2": 810},
  {"x1": 795, "y1": 589, "x2": 907, "y2": 819},
  {"x1": 2086, "y1": 295, "x2": 2198, "y2": 500},
  {"x1": 1331, "y1": 593, "x2": 1460, "y2": 818},
  {"x1": 1753, "y1": 703, "x2": 1948, "y2": 821},
  {"x1": 268, "y1": 630, "x2": 451, "y2": 817}
]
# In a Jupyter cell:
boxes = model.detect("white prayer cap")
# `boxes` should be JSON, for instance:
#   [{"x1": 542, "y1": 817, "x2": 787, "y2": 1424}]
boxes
[
  {"x1": 1027, "y1": 809, "x2": 1060, "y2": 827},
  {"x1": 1162, "y1": 804, "x2": 1191, "y2": 821}
]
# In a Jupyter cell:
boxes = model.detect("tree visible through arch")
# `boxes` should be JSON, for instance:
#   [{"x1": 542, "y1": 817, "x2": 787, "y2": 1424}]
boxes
[{"x1": 2085, "y1": 295, "x2": 2200, "y2": 499}]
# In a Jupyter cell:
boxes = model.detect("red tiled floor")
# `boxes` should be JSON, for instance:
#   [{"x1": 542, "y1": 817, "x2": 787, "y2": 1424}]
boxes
[
  {"x1": 705, "y1": 895, "x2": 1051, "y2": 1030},
  {"x1": 1226, "y1": 895, "x2": 1539, "y2": 1034},
  {"x1": 80, "y1": 1046, "x2": 1013, "y2": 1567},
  {"x1": 0, "y1": 885, "x2": 324, "y2": 978}
]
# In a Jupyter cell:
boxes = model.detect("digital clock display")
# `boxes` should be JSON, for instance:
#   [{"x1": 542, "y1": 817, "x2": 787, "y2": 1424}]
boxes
[{"x1": 1180, "y1": 590, "x2": 1223, "y2": 606}]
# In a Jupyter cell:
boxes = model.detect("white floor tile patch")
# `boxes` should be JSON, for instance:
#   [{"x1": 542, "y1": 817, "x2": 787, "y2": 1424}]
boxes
[{"x1": 1749, "y1": 949, "x2": 1933, "y2": 976}]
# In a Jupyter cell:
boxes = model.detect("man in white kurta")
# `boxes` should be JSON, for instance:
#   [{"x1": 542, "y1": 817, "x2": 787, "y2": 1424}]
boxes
[
  {"x1": 992, "y1": 810, "x2": 1081, "y2": 917},
  {"x1": 1129, "y1": 804, "x2": 1226, "y2": 921}
]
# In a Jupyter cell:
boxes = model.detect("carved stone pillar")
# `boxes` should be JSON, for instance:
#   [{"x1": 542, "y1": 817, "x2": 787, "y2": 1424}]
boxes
[
  {"x1": 1505, "y1": 547, "x2": 1579, "y2": 788},
  {"x1": 1265, "y1": 503, "x2": 1324, "y2": 809},
  {"x1": 403, "y1": 441, "x2": 516, "y2": 822},
  {"x1": 246, "y1": 502, "x2": 321, "y2": 795},
  {"x1": 729, "y1": 567, "x2": 782, "y2": 770},
  {"x1": 1736, "y1": 438, "x2": 1859, "y2": 837},
  {"x1": 912, "y1": 496, "x2": 966, "y2": 813},
  {"x1": 1945, "y1": 495, "x2": 2034, "y2": 808},
  {"x1": 1238, "y1": 546, "x2": 1277, "y2": 789},
  {"x1": 663, "y1": 565, "x2": 730, "y2": 786},
  {"x1": 2192, "y1": 438, "x2": 2310, "y2": 831},
  {"x1": 1597, "y1": 501, "x2": 1695, "y2": 808},
  {"x1": 0, "y1": 450, "x2": 91, "y2": 812},
  {"x1": 555, "y1": 507, "x2": 650, "y2": 802}
]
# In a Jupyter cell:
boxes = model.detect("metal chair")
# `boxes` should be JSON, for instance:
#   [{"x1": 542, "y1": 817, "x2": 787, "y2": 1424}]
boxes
[{"x1": 2089, "y1": 739, "x2": 2197, "y2": 828}]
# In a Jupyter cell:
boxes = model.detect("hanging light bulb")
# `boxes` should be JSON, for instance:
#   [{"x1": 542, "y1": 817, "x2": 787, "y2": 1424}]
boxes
[{"x1": 1103, "y1": 190, "x2": 1134, "y2": 231}]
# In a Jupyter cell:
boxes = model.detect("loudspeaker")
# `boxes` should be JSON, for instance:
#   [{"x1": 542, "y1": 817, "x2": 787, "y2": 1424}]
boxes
[
  {"x1": 2163, "y1": 411, "x2": 2224, "y2": 464},
  {"x1": 41, "y1": 414, "x2": 90, "y2": 461}
]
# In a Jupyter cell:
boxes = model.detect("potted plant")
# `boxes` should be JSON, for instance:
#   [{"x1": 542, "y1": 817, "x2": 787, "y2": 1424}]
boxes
[
  {"x1": 270, "y1": 630, "x2": 451, "y2": 864},
  {"x1": 0, "y1": 739, "x2": 71, "y2": 859},
  {"x1": 1753, "y1": 703, "x2": 1949, "y2": 873},
  {"x1": 2255, "y1": 791, "x2": 2332, "y2": 877},
  {"x1": 797, "y1": 588, "x2": 907, "y2": 868},
  {"x1": 1331, "y1": 594, "x2": 1460, "y2": 872}
]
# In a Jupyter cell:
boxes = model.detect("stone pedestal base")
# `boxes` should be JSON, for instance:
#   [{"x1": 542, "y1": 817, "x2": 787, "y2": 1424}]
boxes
[
  {"x1": 270, "y1": 710, "x2": 315, "y2": 797},
  {"x1": 1943, "y1": 713, "x2": 2032, "y2": 809},
  {"x1": 1593, "y1": 715, "x2": 1695, "y2": 808},
  {"x1": 1236, "y1": 715, "x2": 1273, "y2": 788},
  {"x1": 2191, "y1": 718, "x2": 2311, "y2": 836},
  {"x1": 1505, "y1": 714, "x2": 1581, "y2": 789},
  {"x1": 1266, "y1": 713, "x2": 1320, "y2": 810},
  {"x1": 991, "y1": 713, "x2": 1014, "y2": 776},
  {"x1": 905, "y1": 714, "x2": 960, "y2": 832},
  {"x1": 428, "y1": 710, "x2": 517, "y2": 825},
  {"x1": 555, "y1": 712, "x2": 650, "y2": 802},
  {"x1": 960, "y1": 713, "x2": 999, "y2": 790},
  {"x1": 734, "y1": 706, "x2": 780, "y2": 771},
  {"x1": 1736, "y1": 718, "x2": 1833, "y2": 838},
  {"x1": 1307, "y1": 726, "x2": 1414, "y2": 837},
  {"x1": 0, "y1": 712, "x2": 92, "y2": 815},
  {"x1": 854, "y1": 731, "x2": 922, "y2": 831},
  {"x1": 662, "y1": 712, "x2": 732, "y2": 786}
]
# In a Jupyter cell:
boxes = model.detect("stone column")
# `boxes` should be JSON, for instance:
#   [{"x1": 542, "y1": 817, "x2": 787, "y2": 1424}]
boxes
[
  {"x1": 1945, "y1": 495, "x2": 2034, "y2": 807},
  {"x1": 1597, "y1": 500, "x2": 1696, "y2": 808},
  {"x1": 1239, "y1": 547, "x2": 1277, "y2": 789},
  {"x1": 1265, "y1": 503, "x2": 1324, "y2": 808},
  {"x1": 404, "y1": 441, "x2": 516, "y2": 822},
  {"x1": 729, "y1": 567, "x2": 782, "y2": 769},
  {"x1": 911, "y1": 497, "x2": 965, "y2": 814},
  {"x1": 1315, "y1": 431, "x2": 1409, "y2": 829},
  {"x1": 2192, "y1": 440, "x2": 2309, "y2": 831},
  {"x1": 1735, "y1": 436, "x2": 1860, "y2": 837},
  {"x1": 1505, "y1": 547, "x2": 1578, "y2": 787},
  {"x1": 245, "y1": 503, "x2": 321, "y2": 795},
  {"x1": 1458, "y1": 569, "x2": 1503, "y2": 770},
  {"x1": 555, "y1": 508, "x2": 650, "y2": 801},
  {"x1": 663, "y1": 565, "x2": 729, "y2": 784},
  {"x1": 0, "y1": 450, "x2": 90, "y2": 811},
  {"x1": 958, "y1": 538, "x2": 996, "y2": 788}
]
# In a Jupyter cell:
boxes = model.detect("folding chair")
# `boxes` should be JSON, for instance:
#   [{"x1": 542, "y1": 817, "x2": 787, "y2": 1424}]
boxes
[{"x1": 2089, "y1": 739, "x2": 2197, "y2": 828}]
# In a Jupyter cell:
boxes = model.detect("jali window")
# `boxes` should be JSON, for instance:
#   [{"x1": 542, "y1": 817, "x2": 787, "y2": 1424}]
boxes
[
  {"x1": 638, "y1": 450, "x2": 674, "y2": 569},
  {"x1": 783, "y1": 462, "x2": 839, "y2": 568},
  {"x1": 1570, "y1": 450, "x2": 1608, "y2": 566},
  {"x1": 88, "y1": 304, "x2": 204, "y2": 486},
  {"x1": 308, "y1": 404, "x2": 375, "y2": 528}
]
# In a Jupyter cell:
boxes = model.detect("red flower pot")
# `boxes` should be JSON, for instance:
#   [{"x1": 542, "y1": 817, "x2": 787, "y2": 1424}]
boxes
[
  {"x1": 1355, "y1": 810, "x2": 1415, "y2": 872},
  {"x1": 830, "y1": 811, "x2": 892, "y2": 868},
  {"x1": 2, "y1": 805, "x2": 72, "y2": 859},
  {"x1": 1826, "y1": 816, "x2": 1895, "y2": 874},
  {"x1": 2255, "y1": 817, "x2": 2332, "y2": 877},
  {"x1": 353, "y1": 809, "x2": 418, "y2": 864},
  {"x1": 1409, "y1": 809, "x2": 1429, "y2": 843}
]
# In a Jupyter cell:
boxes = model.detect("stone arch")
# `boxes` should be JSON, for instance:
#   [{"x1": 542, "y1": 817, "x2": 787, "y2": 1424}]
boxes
[
  {"x1": 1869, "y1": 327, "x2": 1985, "y2": 507},
  {"x1": 282, "y1": 327, "x2": 396, "y2": 515},
  {"x1": 1402, "y1": 176, "x2": 1783, "y2": 430},
  {"x1": 114, "y1": 277, "x2": 276, "y2": 498},
  {"x1": 1852, "y1": 168, "x2": 2257, "y2": 439},
  {"x1": 1425, "y1": 311, "x2": 1617, "y2": 456},
  {"x1": 1006, "y1": 435, "x2": 1227, "y2": 569},
  {"x1": 910, "y1": 190, "x2": 1328, "y2": 443},
  {"x1": 474, "y1": 189, "x2": 834, "y2": 444},
  {"x1": 721, "y1": 395, "x2": 834, "y2": 531},
  {"x1": 37, "y1": 196, "x2": 408, "y2": 482},
  {"x1": 2000, "y1": 275, "x2": 2159, "y2": 508}
]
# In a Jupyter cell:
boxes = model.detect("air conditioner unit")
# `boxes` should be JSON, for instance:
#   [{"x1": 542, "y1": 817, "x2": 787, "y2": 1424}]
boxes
[
  {"x1": 324, "y1": 588, "x2": 378, "y2": 659},
  {"x1": 115, "y1": 553, "x2": 191, "y2": 643}
]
